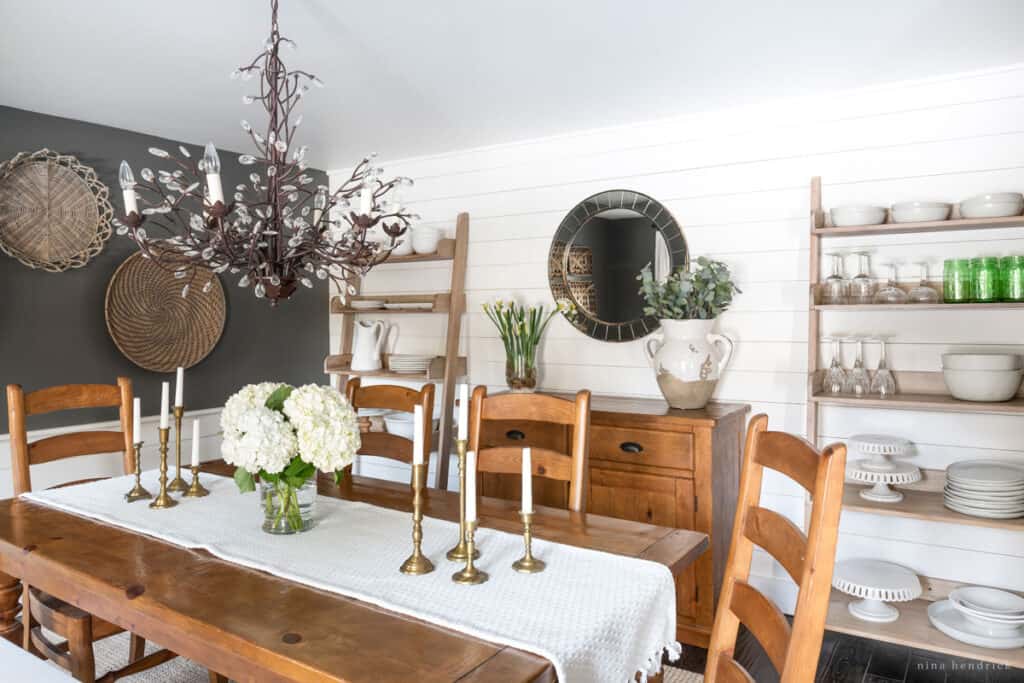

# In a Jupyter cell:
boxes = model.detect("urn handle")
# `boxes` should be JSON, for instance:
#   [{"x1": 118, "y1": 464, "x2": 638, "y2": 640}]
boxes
[
  {"x1": 707, "y1": 333, "x2": 735, "y2": 375},
  {"x1": 644, "y1": 336, "x2": 664, "y2": 368}
]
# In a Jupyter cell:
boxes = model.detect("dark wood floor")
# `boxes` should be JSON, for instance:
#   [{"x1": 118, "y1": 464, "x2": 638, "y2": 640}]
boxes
[{"x1": 673, "y1": 631, "x2": 1023, "y2": 682}]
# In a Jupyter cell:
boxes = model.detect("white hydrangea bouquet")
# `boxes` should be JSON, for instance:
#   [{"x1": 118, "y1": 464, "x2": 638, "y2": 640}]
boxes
[{"x1": 221, "y1": 382, "x2": 360, "y2": 533}]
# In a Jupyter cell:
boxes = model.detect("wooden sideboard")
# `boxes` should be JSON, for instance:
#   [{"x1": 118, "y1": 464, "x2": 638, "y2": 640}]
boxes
[{"x1": 479, "y1": 395, "x2": 750, "y2": 647}]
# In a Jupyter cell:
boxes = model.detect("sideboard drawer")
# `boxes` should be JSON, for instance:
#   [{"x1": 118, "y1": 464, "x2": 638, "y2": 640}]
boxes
[
  {"x1": 589, "y1": 425, "x2": 694, "y2": 471},
  {"x1": 479, "y1": 419, "x2": 568, "y2": 451}
]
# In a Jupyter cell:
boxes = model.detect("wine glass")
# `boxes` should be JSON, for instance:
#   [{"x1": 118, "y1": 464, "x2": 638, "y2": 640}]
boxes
[
  {"x1": 907, "y1": 262, "x2": 940, "y2": 304},
  {"x1": 844, "y1": 338, "x2": 871, "y2": 396},
  {"x1": 821, "y1": 253, "x2": 849, "y2": 305},
  {"x1": 869, "y1": 338, "x2": 897, "y2": 398},
  {"x1": 873, "y1": 263, "x2": 909, "y2": 304},
  {"x1": 822, "y1": 337, "x2": 847, "y2": 394},
  {"x1": 849, "y1": 252, "x2": 875, "y2": 304}
]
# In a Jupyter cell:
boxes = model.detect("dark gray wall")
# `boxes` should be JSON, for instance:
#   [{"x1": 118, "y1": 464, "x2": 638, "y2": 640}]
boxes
[{"x1": 0, "y1": 106, "x2": 329, "y2": 431}]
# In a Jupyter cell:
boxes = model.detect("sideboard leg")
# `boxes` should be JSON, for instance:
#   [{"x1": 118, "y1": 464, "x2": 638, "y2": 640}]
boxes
[{"x1": 0, "y1": 571, "x2": 22, "y2": 645}]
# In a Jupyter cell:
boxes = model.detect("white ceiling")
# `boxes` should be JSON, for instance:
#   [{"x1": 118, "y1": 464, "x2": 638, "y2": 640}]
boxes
[{"x1": 3, "y1": 1, "x2": 1024, "y2": 170}]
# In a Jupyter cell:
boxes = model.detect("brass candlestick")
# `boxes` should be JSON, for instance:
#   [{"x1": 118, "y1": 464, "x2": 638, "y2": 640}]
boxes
[
  {"x1": 167, "y1": 406, "x2": 188, "y2": 493},
  {"x1": 451, "y1": 521, "x2": 487, "y2": 585},
  {"x1": 149, "y1": 427, "x2": 178, "y2": 509},
  {"x1": 400, "y1": 463, "x2": 434, "y2": 575},
  {"x1": 446, "y1": 439, "x2": 479, "y2": 561},
  {"x1": 183, "y1": 465, "x2": 210, "y2": 498},
  {"x1": 124, "y1": 442, "x2": 152, "y2": 503},
  {"x1": 512, "y1": 512, "x2": 545, "y2": 573}
]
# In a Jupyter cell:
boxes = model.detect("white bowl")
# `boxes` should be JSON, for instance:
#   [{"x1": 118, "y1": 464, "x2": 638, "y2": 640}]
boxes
[
  {"x1": 942, "y1": 368, "x2": 1023, "y2": 402},
  {"x1": 830, "y1": 205, "x2": 887, "y2": 227},
  {"x1": 890, "y1": 201, "x2": 951, "y2": 223},
  {"x1": 942, "y1": 353, "x2": 1022, "y2": 371},
  {"x1": 383, "y1": 413, "x2": 439, "y2": 440},
  {"x1": 411, "y1": 227, "x2": 442, "y2": 254},
  {"x1": 960, "y1": 193, "x2": 1024, "y2": 219},
  {"x1": 389, "y1": 236, "x2": 413, "y2": 256}
]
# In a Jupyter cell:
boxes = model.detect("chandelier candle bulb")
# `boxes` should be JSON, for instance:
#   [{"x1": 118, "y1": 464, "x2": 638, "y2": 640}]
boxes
[
  {"x1": 359, "y1": 185, "x2": 373, "y2": 215},
  {"x1": 457, "y1": 384, "x2": 468, "y2": 441},
  {"x1": 413, "y1": 405, "x2": 425, "y2": 466},
  {"x1": 521, "y1": 448, "x2": 533, "y2": 513},
  {"x1": 132, "y1": 397, "x2": 142, "y2": 442},
  {"x1": 118, "y1": 161, "x2": 138, "y2": 215},
  {"x1": 159, "y1": 382, "x2": 170, "y2": 430},
  {"x1": 174, "y1": 367, "x2": 184, "y2": 407},
  {"x1": 465, "y1": 450, "x2": 477, "y2": 523},
  {"x1": 203, "y1": 143, "x2": 224, "y2": 205}
]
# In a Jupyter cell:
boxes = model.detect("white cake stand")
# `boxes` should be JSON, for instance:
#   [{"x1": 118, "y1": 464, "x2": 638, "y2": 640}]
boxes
[
  {"x1": 833, "y1": 558, "x2": 922, "y2": 623},
  {"x1": 848, "y1": 434, "x2": 914, "y2": 472},
  {"x1": 848, "y1": 461, "x2": 921, "y2": 503}
]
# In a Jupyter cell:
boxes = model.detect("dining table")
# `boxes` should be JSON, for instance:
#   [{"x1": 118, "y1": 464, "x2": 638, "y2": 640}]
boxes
[{"x1": 0, "y1": 461, "x2": 708, "y2": 682}]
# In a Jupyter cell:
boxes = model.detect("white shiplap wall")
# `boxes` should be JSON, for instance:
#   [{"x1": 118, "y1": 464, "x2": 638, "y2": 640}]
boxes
[{"x1": 329, "y1": 65, "x2": 1024, "y2": 610}]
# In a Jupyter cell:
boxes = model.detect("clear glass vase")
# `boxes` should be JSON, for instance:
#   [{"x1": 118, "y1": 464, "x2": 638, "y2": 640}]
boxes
[
  {"x1": 260, "y1": 478, "x2": 316, "y2": 534},
  {"x1": 505, "y1": 354, "x2": 538, "y2": 392}
]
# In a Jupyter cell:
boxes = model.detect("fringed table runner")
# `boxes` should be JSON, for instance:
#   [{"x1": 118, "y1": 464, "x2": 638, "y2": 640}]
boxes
[{"x1": 25, "y1": 473, "x2": 679, "y2": 682}]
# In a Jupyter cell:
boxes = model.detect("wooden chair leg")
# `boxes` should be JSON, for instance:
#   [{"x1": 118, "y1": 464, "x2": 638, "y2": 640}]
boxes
[
  {"x1": 128, "y1": 633, "x2": 145, "y2": 662},
  {"x1": 20, "y1": 583, "x2": 33, "y2": 653},
  {"x1": 67, "y1": 617, "x2": 96, "y2": 683},
  {"x1": 209, "y1": 672, "x2": 228, "y2": 683}
]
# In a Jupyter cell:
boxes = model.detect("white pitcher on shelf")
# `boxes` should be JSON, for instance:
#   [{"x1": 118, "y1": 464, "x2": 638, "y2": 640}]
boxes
[{"x1": 351, "y1": 320, "x2": 390, "y2": 371}]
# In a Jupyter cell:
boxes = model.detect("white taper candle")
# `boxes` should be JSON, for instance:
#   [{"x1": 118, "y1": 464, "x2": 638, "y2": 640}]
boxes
[
  {"x1": 132, "y1": 397, "x2": 142, "y2": 444},
  {"x1": 174, "y1": 367, "x2": 184, "y2": 407},
  {"x1": 457, "y1": 383, "x2": 469, "y2": 441},
  {"x1": 191, "y1": 418, "x2": 201, "y2": 467},
  {"x1": 412, "y1": 405, "x2": 425, "y2": 465},
  {"x1": 521, "y1": 447, "x2": 533, "y2": 513},
  {"x1": 359, "y1": 185, "x2": 373, "y2": 215},
  {"x1": 159, "y1": 382, "x2": 170, "y2": 429},
  {"x1": 465, "y1": 450, "x2": 477, "y2": 523}
]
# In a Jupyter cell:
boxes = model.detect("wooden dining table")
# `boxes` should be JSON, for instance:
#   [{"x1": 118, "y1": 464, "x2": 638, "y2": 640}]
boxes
[{"x1": 0, "y1": 462, "x2": 708, "y2": 682}]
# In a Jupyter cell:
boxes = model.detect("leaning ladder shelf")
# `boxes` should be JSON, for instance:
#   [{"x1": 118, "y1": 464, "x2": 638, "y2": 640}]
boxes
[
  {"x1": 806, "y1": 176, "x2": 1024, "y2": 669},
  {"x1": 325, "y1": 213, "x2": 470, "y2": 490}
]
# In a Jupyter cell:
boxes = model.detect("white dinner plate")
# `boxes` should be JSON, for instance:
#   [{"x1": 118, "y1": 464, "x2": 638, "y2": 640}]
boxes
[
  {"x1": 950, "y1": 586, "x2": 1024, "y2": 616},
  {"x1": 950, "y1": 599, "x2": 1024, "y2": 625},
  {"x1": 947, "y1": 460, "x2": 1024, "y2": 487},
  {"x1": 943, "y1": 491, "x2": 1024, "y2": 508},
  {"x1": 944, "y1": 483, "x2": 1024, "y2": 498},
  {"x1": 944, "y1": 501, "x2": 1024, "y2": 519},
  {"x1": 928, "y1": 600, "x2": 1024, "y2": 649}
]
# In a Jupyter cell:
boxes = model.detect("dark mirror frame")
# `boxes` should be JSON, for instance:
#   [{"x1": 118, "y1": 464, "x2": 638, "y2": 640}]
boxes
[{"x1": 548, "y1": 189, "x2": 687, "y2": 342}]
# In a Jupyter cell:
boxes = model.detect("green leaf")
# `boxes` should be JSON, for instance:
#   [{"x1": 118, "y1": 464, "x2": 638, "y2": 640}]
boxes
[
  {"x1": 260, "y1": 470, "x2": 280, "y2": 484},
  {"x1": 234, "y1": 467, "x2": 256, "y2": 493},
  {"x1": 333, "y1": 469, "x2": 346, "y2": 485},
  {"x1": 265, "y1": 385, "x2": 294, "y2": 412}
]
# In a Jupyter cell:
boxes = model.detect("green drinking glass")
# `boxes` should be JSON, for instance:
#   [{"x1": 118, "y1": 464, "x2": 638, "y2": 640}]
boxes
[
  {"x1": 943, "y1": 258, "x2": 973, "y2": 303},
  {"x1": 972, "y1": 257, "x2": 1000, "y2": 303},
  {"x1": 1003, "y1": 255, "x2": 1024, "y2": 302}
]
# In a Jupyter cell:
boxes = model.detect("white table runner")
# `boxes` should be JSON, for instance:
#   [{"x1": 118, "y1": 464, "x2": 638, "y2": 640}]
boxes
[{"x1": 24, "y1": 472, "x2": 680, "y2": 682}]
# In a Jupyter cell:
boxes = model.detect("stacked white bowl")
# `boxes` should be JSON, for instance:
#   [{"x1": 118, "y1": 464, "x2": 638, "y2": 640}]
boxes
[
  {"x1": 944, "y1": 459, "x2": 1024, "y2": 519},
  {"x1": 941, "y1": 353, "x2": 1023, "y2": 403},
  {"x1": 928, "y1": 586, "x2": 1024, "y2": 649}
]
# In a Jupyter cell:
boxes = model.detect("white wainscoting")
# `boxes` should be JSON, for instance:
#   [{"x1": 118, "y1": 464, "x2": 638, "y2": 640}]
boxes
[
  {"x1": 0, "y1": 410, "x2": 224, "y2": 499},
  {"x1": 329, "y1": 64, "x2": 1024, "y2": 611}
]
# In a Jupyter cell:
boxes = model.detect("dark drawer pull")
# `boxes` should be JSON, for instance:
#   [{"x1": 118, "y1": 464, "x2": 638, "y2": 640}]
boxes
[
  {"x1": 506, "y1": 429, "x2": 526, "y2": 441},
  {"x1": 620, "y1": 441, "x2": 643, "y2": 454}
]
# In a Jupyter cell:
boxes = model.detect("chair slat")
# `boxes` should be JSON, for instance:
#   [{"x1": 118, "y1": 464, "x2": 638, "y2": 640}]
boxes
[
  {"x1": 357, "y1": 432, "x2": 414, "y2": 465},
  {"x1": 477, "y1": 446, "x2": 572, "y2": 480},
  {"x1": 729, "y1": 581, "x2": 792, "y2": 675},
  {"x1": 24, "y1": 384, "x2": 122, "y2": 416},
  {"x1": 480, "y1": 392, "x2": 578, "y2": 425},
  {"x1": 752, "y1": 431, "x2": 820, "y2": 493},
  {"x1": 28, "y1": 431, "x2": 126, "y2": 466},
  {"x1": 715, "y1": 656, "x2": 756, "y2": 683},
  {"x1": 349, "y1": 384, "x2": 421, "y2": 413},
  {"x1": 744, "y1": 506, "x2": 807, "y2": 586}
]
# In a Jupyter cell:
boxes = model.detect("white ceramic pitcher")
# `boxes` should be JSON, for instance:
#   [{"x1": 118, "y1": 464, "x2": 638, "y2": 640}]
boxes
[
  {"x1": 351, "y1": 320, "x2": 389, "y2": 371},
  {"x1": 644, "y1": 318, "x2": 734, "y2": 410}
]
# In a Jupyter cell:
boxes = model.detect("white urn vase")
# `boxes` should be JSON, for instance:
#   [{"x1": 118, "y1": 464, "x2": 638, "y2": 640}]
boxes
[{"x1": 644, "y1": 319, "x2": 734, "y2": 410}]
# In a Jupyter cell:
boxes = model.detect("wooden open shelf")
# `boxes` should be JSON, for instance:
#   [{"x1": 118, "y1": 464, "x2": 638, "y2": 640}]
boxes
[
  {"x1": 330, "y1": 292, "x2": 463, "y2": 315},
  {"x1": 811, "y1": 280, "x2": 1024, "y2": 310},
  {"x1": 812, "y1": 213, "x2": 1024, "y2": 237},
  {"x1": 842, "y1": 487, "x2": 1024, "y2": 532},
  {"x1": 827, "y1": 590, "x2": 1024, "y2": 669},
  {"x1": 324, "y1": 353, "x2": 467, "y2": 381},
  {"x1": 374, "y1": 238, "x2": 456, "y2": 264}
]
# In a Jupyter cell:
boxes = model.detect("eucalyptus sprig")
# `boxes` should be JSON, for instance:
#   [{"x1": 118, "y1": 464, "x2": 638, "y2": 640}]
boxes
[{"x1": 637, "y1": 256, "x2": 740, "y2": 320}]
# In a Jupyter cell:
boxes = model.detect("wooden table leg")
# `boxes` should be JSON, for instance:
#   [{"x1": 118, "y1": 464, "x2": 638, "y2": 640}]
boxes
[{"x1": 0, "y1": 570, "x2": 22, "y2": 645}]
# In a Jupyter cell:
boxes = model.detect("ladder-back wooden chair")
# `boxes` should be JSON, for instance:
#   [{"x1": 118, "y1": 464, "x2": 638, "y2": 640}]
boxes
[
  {"x1": 705, "y1": 414, "x2": 846, "y2": 683},
  {"x1": 467, "y1": 387, "x2": 591, "y2": 512},
  {"x1": 345, "y1": 378, "x2": 435, "y2": 482},
  {"x1": 6, "y1": 378, "x2": 178, "y2": 683}
]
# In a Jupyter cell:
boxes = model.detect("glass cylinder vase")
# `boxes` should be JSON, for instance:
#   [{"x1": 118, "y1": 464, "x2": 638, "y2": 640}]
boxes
[
  {"x1": 505, "y1": 354, "x2": 538, "y2": 393},
  {"x1": 260, "y1": 478, "x2": 316, "y2": 534}
]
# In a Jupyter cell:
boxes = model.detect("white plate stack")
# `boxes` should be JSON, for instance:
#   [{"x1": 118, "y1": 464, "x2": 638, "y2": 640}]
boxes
[
  {"x1": 928, "y1": 586, "x2": 1024, "y2": 649},
  {"x1": 387, "y1": 354, "x2": 434, "y2": 375},
  {"x1": 944, "y1": 460, "x2": 1024, "y2": 520}
]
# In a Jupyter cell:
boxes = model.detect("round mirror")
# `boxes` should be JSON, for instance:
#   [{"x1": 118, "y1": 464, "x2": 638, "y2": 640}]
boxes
[{"x1": 549, "y1": 190, "x2": 686, "y2": 342}]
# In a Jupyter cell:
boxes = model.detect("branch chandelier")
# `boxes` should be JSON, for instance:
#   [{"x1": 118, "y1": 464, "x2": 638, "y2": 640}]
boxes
[{"x1": 116, "y1": 0, "x2": 415, "y2": 305}]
